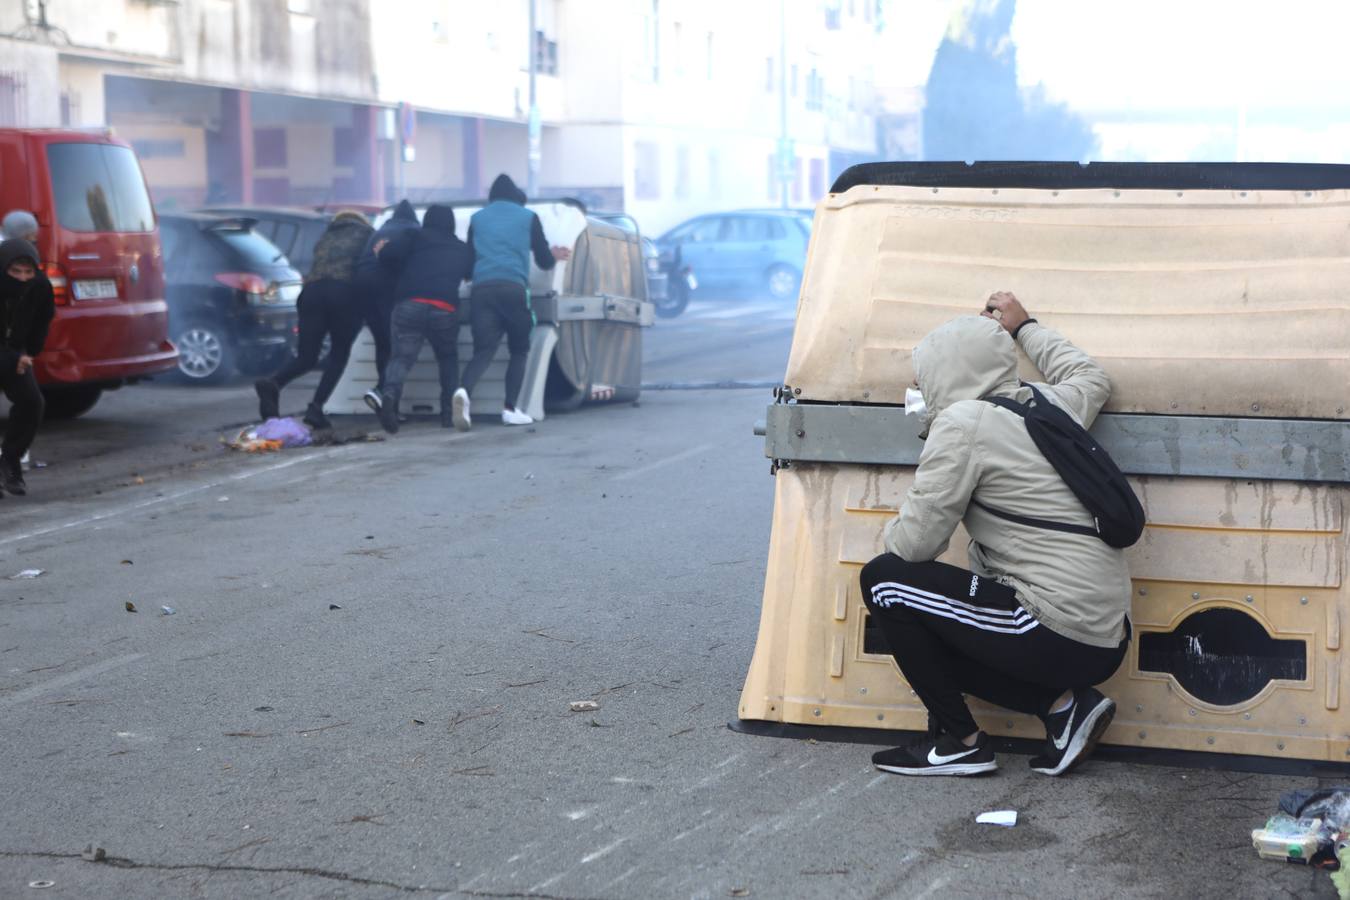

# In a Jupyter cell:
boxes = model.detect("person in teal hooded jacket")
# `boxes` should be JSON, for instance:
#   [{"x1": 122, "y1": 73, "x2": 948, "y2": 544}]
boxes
[{"x1": 452, "y1": 174, "x2": 570, "y2": 429}]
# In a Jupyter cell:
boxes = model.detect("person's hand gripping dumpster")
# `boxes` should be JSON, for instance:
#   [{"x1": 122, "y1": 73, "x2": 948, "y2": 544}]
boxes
[{"x1": 860, "y1": 292, "x2": 1132, "y2": 777}]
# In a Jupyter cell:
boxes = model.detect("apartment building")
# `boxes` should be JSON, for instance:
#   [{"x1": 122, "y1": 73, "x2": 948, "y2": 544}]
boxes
[{"x1": 1, "y1": 0, "x2": 885, "y2": 231}]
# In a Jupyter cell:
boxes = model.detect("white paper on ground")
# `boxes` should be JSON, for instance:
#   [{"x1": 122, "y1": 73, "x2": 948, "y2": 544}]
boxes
[{"x1": 976, "y1": 810, "x2": 1018, "y2": 827}]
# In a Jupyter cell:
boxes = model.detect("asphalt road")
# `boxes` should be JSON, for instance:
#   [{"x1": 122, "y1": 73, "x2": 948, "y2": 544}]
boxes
[{"x1": 0, "y1": 295, "x2": 1340, "y2": 899}]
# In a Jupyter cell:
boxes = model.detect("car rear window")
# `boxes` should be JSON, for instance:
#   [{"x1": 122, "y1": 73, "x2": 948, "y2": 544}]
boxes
[
  {"x1": 212, "y1": 227, "x2": 288, "y2": 270},
  {"x1": 46, "y1": 142, "x2": 156, "y2": 233}
]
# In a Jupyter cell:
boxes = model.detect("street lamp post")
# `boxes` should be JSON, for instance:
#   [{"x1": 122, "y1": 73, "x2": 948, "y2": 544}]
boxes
[
  {"x1": 527, "y1": 0, "x2": 541, "y2": 198},
  {"x1": 778, "y1": 0, "x2": 791, "y2": 210}
]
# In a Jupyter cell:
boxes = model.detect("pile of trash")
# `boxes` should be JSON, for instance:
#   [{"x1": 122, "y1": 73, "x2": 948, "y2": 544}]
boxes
[
  {"x1": 1252, "y1": 787, "x2": 1350, "y2": 896},
  {"x1": 226, "y1": 417, "x2": 313, "y2": 453}
]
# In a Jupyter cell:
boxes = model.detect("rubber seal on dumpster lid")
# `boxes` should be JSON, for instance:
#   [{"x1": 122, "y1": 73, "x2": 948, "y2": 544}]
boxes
[{"x1": 1137, "y1": 608, "x2": 1306, "y2": 706}]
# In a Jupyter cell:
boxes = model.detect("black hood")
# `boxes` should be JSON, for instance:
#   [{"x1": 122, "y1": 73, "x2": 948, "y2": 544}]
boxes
[
  {"x1": 488, "y1": 174, "x2": 526, "y2": 205},
  {"x1": 0, "y1": 238, "x2": 39, "y2": 272},
  {"x1": 0, "y1": 238, "x2": 40, "y2": 300},
  {"x1": 390, "y1": 199, "x2": 418, "y2": 223},
  {"x1": 423, "y1": 204, "x2": 457, "y2": 234}
]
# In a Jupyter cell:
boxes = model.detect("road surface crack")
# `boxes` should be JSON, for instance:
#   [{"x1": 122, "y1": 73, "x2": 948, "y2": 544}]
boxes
[{"x1": 0, "y1": 850, "x2": 606, "y2": 898}]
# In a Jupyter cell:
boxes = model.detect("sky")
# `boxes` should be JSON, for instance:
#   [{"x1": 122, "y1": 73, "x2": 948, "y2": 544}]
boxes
[{"x1": 881, "y1": 0, "x2": 1350, "y2": 115}]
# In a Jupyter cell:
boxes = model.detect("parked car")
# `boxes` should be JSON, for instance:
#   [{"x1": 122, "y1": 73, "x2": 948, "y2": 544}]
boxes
[
  {"x1": 0, "y1": 128, "x2": 179, "y2": 417},
  {"x1": 198, "y1": 206, "x2": 332, "y2": 276},
  {"x1": 655, "y1": 209, "x2": 813, "y2": 302},
  {"x1": 158, "y1": 214, "x2": 302, "y2": 383}
]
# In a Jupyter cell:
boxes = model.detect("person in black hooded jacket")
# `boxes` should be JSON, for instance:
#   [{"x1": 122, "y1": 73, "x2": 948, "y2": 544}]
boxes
[
  {"x1": 374, "y1": 204, "x2": 474, "y2": 434},
  {"x1": 0, "y1": 239, "x2": 55, "y2": 496},
  {"x1": 255, "y1": 211, "x2": 374, "y2": 429},
  {"x1": 353, "y1": 199, "x2": 421, "y2": 412}
]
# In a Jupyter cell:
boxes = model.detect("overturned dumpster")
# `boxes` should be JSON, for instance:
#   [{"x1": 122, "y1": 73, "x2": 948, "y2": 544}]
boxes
[
  {"x1": 329, "y1": 201, "x2": 654, "y2": 420},
  {"x1": 737, "y1": 162, "x2": 1350, "y2": 766}
]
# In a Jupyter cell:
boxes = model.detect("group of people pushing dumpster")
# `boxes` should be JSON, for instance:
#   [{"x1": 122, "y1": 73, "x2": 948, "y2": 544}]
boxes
[{"x1": 253, "y1": 173, "x2": 570, "y2": 435}]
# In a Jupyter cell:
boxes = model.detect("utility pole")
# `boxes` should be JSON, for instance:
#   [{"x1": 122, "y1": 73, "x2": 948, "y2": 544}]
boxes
[
  {"x1": 778, "y1": 0, "x2": 790, "y2": 210},
  {"x1": 527, "y1": 0, "x2": 541, "y2": 198}
]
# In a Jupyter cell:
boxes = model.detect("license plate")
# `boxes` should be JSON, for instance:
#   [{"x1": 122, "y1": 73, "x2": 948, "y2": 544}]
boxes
[{"x1": 72, "y1": 279, "x2": 118, "y2": 301}]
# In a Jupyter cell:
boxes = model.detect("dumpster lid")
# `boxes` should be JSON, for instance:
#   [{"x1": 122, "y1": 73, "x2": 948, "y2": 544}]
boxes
[
  {"x1": 831, "y1": 161, "x2": 1350, "y2": 194},
  {"x1": 786, "y1": 176, "x2": 1350, "y2": 421}
]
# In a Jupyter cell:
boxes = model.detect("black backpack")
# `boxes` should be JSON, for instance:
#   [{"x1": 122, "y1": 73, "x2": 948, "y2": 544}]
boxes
[{"x1": 974, "y1": 384, "x2": 1145, "y2": 548}]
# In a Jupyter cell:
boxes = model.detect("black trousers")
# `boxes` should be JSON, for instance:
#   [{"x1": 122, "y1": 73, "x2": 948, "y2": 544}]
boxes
[
  {"x1": 382, "y1": 299, "x2": 460, "y2": 410},
  {"x1": 0, "y1": 362, "x2": 43, "y2": 467},
  {"x1": 460, "y1": 281, "x2": 534, "y2": 409},
  {"x1": 273, "y1": 279, "x2": 362, "y2": 408},
  {"x1": 860, "y1": 553, "x2": 1128, "y2": 739}
]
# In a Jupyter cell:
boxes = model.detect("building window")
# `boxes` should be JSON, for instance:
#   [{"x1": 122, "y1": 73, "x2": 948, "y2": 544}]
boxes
[
  {"x1": 792, "y1": 157, "x2": 803, "y2": 204},
  {"x1": 824, "y1": 0, "x2": 841, "y2": 30},
  {"x1": 790, "y1": 64, "x2": 798, "y2": 98},
  {"x1": 705, "y1": 32, "x2": 714, "y2": 80},
  {"x1": 0, "y1": 72, "x2": 27, "y2": 128},
  {"x1": 765, "y1": 57, "x2": 775, "y2": 93},
  {"x1": 534, "y1": 30, "x2": 559, "y2": 75},
  {"x1": 810, "y1": 157, "x2": 826, "y2": 199},
  {"x1": 806, "y1": 69, "x2": 824, "y2": 111},
  {"x1": 673, "y1": 22, "x2": 683, "y2": 77},
  {"x1": 766, "y1": 153, "x2": 776, "y2": 201},
  {"x1": 644, "y1": 1, "x2": 660, "y2": 81},
  {"x1": 254, "y1": 128, "x2": 287, "y2": 168},
  {"x1": 634, "y1": 141, "x2": 661, "y2": 200}
]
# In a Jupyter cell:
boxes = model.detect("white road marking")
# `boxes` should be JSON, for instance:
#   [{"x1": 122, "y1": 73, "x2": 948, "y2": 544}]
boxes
[
  {"x1": 0, "y1": 448, "x2": 352, "y2": 549},
  {"x1": 612, "y1": 443, "x2": 714, "y2": 482},
  {"x1": 1, "y1": 653, "x2": 145, "y2": 706},
  {"x1": 580, "y1": 837, "x2": 626, "y2": 864}
]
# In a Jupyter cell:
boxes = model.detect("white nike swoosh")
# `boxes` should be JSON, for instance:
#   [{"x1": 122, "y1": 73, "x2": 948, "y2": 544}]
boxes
[
  {"x1": 1052, "y1": 707, "x2": 1076, "y2": 750},
  {"x1": 927, "y1": 745, "x2": 979, "y2": 765}
]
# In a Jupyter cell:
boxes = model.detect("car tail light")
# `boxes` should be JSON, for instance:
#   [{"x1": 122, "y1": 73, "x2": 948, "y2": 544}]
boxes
[
  {"x1": 214, "y1": 272, "x2": 268, "y2": 299},
  {"x1": 44, "y1": 261, "x2": 69, "y2": 306}
]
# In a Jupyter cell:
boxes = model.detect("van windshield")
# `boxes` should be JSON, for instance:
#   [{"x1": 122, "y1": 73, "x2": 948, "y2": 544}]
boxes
[{"x1": 47, "y1": 143, "x2": 156, "y2": 233}]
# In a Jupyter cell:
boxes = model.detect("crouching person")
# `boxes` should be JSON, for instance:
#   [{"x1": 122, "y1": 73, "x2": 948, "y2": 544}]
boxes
[
  {"x1": 862, "y1": 292, "x2": 1130, "y2": 777},
  {"x1": 0, "y1": 239, "x2": 55, "y2": 496}
]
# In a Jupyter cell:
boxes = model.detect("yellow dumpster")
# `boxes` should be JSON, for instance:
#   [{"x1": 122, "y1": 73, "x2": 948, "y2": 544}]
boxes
[{"x1": 737, "y1": 162, "x2": 1350, "y2": 766}]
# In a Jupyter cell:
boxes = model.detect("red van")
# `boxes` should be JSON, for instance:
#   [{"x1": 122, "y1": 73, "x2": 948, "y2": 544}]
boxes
[{"x1": 0, "y1": 128, "x2": 178, "y2": 417}]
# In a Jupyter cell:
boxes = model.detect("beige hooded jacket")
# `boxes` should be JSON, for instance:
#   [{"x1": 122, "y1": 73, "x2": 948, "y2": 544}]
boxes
[{"x1": 883, "y1": 316, "x2": 1131, "y2": 648}]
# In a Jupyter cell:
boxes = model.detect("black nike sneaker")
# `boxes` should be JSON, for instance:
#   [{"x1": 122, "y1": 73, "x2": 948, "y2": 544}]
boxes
[
  {"x1": 1029, "y1": 688, "x2": 1116, "y2": 776},
  {"x1": 872, "y1": 730, "x2": 997, "y2": 776}
]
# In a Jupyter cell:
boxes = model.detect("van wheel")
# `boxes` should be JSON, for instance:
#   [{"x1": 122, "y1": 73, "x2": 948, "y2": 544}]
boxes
[
  {"x1": 41, "y1": 385, "x2": 103, "y2": 419},
  {"x1": 174, "y1": 319, "x2": 235, "y2": 384},
  {"x1": 766, "y1": 264, "x2": 801, "y2": 301}
]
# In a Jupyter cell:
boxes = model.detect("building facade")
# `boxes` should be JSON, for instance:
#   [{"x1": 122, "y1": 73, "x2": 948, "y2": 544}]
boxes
[{"x1": 1, "y1": 0, "x2": 885, "y2": 232}]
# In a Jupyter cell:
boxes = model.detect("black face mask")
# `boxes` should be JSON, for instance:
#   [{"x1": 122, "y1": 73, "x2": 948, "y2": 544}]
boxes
[{"x1": 0, "y1": 270, "x2": 35, "y2": 302}]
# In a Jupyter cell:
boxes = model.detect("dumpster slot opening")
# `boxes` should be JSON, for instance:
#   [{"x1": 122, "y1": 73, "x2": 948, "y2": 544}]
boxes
[
  {"x1": 862, "y1": 613, "x2": 889, "y2": 656},
  {"x1": 1137, "y1": 608, "x2": 1306, "y2": 706}
]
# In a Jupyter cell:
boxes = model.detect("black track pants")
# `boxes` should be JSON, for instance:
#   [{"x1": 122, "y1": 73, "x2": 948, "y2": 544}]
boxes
[{"x1": 860, "y1": 553, "x2": 1128, "y2": 739}]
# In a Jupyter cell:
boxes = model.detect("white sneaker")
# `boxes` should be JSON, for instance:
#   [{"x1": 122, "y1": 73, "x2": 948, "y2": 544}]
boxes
[
  {"x1": 363, "y1": 388, "x2": 382, "y2": 413},
  {"x1": 501, "y1": 407, "x2": 534, "y2": 426},
  {"x1": 451, "y1": 388, "x2": 471, "y2": 431}
]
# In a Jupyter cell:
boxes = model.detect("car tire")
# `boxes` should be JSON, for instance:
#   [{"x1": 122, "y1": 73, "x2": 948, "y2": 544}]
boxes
[
  {"x1": 766, "y1": 264, "x2": 801, "y2": 302},
  {"x1": 173, "y1": 318, "x2": 236, "y2": 385},
  {"x1": 655, "y1": 281, "x2": 690, "y2": 318},
  {"x1": 41, "y1": 385, "x2": 103, "y2": 420}
]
